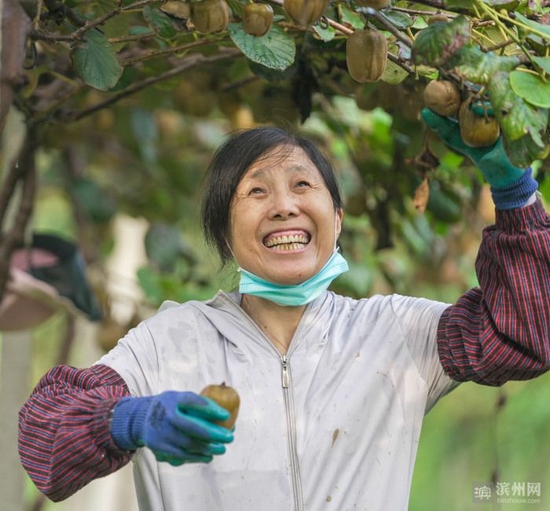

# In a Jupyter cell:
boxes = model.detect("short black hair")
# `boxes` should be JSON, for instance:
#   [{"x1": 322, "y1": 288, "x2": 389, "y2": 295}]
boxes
[{"x1": 201, "y1": 126, "x2": 343, "y2": 264}]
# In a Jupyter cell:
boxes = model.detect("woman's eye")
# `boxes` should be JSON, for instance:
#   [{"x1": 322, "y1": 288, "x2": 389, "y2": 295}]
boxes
[
  {"x1": 296, "y1": 180, "x2": 311, "y2": 188},
  {"x1": 249, "y1": 187, "x2": 265, "y2": 195}
]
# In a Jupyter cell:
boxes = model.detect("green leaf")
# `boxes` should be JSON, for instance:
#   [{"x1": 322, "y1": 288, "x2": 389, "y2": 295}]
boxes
[
  {"x1": 444, "y1": 0, "x2": 475, "y2": 8},
  {"x1": 515, "y1": 12, "x2": 550, "y2": 38},
  {"x1": 427, "y1": 181, "x2": 461, "y2": 224},
  {"x1": 380, "y1": 11, "x2": 414, "y2": 30},
  {"x1": 503, "y1": 134, "x2": 550, "y2": 169},
  {"x1": 532, "y1": 56, "x2": 550, "y2": 75},
  {"x1": 483, "y1": 0, "x2": 520, "y2": 9},
  {"x1": 453, "y1": 45, "x2": 520, "y2": 85},
  {"x1": 478, "y1": 25, "x2": 522, "y2": 56},
  {"x1": 137, "y1": 266, "x2": 163, "y2": 305},
  {"x1": 411, "y1": 15, "x2": 470, "y2": 67},
  {"x1": 339, "y1": 5, "x2": 364, "y2": 30},
  {"x1": 526, "y1": 33, "x2": 550, "y2": 56},
  {"x1": 381, "y1": 57, "x2": 408, "y2": 85},
  {"x1": 142, "y1": 5, "x2": 177, "y2": 39},
  {"x1": 108, "y1": 66, "x2": 139, "y2": 92},
  {"x1": 94, "y1": 0, "x2": 130, "y2": 42},
  {"x1": 226, "y1": 0, "x2": 244, "y2": 18},
  {"x1": 129, "y1": 25, "x2": 155, "y2": 36},
  {"x1": 509, "y1": 70, "x2": 550, "y2": 108},
  {"x1": 338, "y1": 262, "x2": 373, "y2": 297},
  {"x1": 488, "y1": 72, "x2": 549, "y2": 144},
  {"x1": 73, "y1": 178, "x2": 116, "y2": 223},
  {"x1": 540, "y1": 170, "x2": 550, "y2": 202},
  {"x1": 411, "y1": 16, "x2": 428, "y2": 30},
  {"x1": 71, "y1": 29, "x2": 123, "y2": 91},
  {"x1": 131, "y1": 108, "x2": 159, "y2": 164},
  {"x1": 145, "y1": 223, "x2": 183, "y2": 272},
  {"x1": 228, "y1": 23, "x2": 296, "y2": 71},
  {"x1": 313, "y1": 23, "x2": 336, "y2": 42}
]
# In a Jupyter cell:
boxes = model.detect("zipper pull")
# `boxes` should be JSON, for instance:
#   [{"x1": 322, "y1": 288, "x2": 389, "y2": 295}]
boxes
[{"x1": 281, "y1": 354, "x2": 290, "y2": 388}]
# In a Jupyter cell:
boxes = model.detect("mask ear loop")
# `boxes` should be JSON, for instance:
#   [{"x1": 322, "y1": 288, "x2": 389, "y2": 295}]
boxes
[
  {"x1": 334, "y1": 209, "x2": 341, "y2": 253},
  {"x1": 224, "y1": 238, "x2": 243, "y2": 272}
]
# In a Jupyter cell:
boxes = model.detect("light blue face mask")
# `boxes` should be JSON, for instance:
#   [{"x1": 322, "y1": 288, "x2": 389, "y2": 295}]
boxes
[{"x1": 238, "y1": 250, "x2": 349, "y2": 306}]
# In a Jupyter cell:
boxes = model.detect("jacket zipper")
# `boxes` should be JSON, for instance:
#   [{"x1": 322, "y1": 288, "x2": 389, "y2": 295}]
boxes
[
  {"x1": 224, "y1": 295, "x2": 305, "y2": 509},
  {"x1": 281, "y1": 354, "x2": 304, "y2": 511}
]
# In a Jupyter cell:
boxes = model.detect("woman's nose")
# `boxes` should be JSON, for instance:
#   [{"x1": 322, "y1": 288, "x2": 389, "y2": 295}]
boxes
[{"x1": 269, "y1": 190, "x2": 299, "y2": 219}]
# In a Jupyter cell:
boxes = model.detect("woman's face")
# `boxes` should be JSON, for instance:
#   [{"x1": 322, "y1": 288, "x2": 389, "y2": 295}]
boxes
[{"x1": 229, "y1": 145, "x2": 343, "y2": 286}]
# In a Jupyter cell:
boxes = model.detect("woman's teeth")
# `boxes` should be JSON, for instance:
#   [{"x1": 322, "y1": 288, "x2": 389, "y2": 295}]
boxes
[
  {"x1": 272, "y1": 242, "x2": 306, "y2": 251},
  {"x1": 264, "y1": 234, "x2": 309, "y2": 250}
]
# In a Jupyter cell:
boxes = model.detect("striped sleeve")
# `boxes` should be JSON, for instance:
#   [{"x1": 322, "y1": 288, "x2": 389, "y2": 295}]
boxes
[
  {"x1": 437, "y1": 198, "x2": 550, "y2": 385},
  {"x1": 18, "y1": 364, "x2": 133, "y2": 502}
]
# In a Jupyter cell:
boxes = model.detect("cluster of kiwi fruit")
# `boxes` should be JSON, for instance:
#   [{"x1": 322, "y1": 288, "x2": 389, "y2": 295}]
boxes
[
  {"x1": 162, "y1": 0, "x2": 273, "y2": 36},
  {"x1": 423, "y1": 79, "x2": 501, "y2": 147}
]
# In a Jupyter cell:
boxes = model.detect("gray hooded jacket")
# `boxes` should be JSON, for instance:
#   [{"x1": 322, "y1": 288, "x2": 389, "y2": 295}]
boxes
[{"x1": 98, "y1": 289, "x2": 457, "y2": 511}]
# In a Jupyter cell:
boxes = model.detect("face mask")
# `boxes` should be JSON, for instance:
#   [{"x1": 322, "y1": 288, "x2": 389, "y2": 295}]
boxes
[{"x1": 238, "y1": 250, "x2": 349, "y2": 306}]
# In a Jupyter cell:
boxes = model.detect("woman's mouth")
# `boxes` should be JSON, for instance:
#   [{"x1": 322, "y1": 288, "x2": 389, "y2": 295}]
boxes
[{"x1": 263, "y1": 232, "x2": 310, "y2": 251}]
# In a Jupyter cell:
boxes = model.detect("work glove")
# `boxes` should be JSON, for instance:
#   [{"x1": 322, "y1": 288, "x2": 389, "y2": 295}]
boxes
[
  {"x1": 110, "y1": 391, "x2": 234, "y2": 466},
  {"x1": 421, "y1": 107, "x2": 538, "y2": 209}
]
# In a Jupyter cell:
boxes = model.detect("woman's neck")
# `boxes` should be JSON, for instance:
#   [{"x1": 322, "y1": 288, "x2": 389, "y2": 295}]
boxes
[{"x1": 241, "y1": 294, "x2": 306, "y2": 355}]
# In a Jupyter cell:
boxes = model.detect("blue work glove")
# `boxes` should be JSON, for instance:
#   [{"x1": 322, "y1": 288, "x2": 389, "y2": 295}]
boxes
[
  {"x1": 110, "y1": 391, "x2": 234, "y2": 466},
  {"x1": 421, "y1": 107, "x2": 538, "y2": 209}
]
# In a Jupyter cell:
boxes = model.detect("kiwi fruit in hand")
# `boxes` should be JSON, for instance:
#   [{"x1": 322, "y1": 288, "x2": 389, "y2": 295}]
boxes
[{"x1": 200, "y1": 382, "x2": 240, "y2": 430}]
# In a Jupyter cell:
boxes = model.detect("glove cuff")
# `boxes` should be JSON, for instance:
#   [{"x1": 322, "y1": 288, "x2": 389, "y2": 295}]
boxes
[
  {"x1": 110, "y1": 396, "x2": 153, "y2": 451},
  {"x1": 490, "y1": 168, "x2": 539, "y2": 210}
]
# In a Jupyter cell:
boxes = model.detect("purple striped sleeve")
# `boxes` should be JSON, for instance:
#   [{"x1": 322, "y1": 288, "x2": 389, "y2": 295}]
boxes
[
  {"x1": 18, "y1": 364, "x2": 133, "y2": 502},
  {"x1": 437, "y1": 199, "x2": 550, "y2": 385}
]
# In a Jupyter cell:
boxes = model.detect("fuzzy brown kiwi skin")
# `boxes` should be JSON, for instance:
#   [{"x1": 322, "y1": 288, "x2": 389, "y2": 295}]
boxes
[
  {"x1": 191, "y1": 0, "x2": 229, "y2": 34},
  {"x1": 243, "y1": 3, "x2": 274, "y2": 37},
  {"x1": 200, "y1": 382, "x2": 241, "y2": 430},
  {"x1": 423, "y1": 80, "x2": 462, "y2": 118},
  {"x1": 283, "y1": 0, "x2": 328, "y2": 27},
  {"x1": 459, "y1": 99, "x2": 501, "y2": 148},
  {"x1": 427, "y1": 14, "x2": 449, "y2": 25},
  {"x1": 346, "y1": 29, "x2": 388, "y2": 84}
]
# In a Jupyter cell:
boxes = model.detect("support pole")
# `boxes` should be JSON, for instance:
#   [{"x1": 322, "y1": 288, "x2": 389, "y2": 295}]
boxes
[{"x1": 0, "y1": 330, "x2": 33, "y2": 511}]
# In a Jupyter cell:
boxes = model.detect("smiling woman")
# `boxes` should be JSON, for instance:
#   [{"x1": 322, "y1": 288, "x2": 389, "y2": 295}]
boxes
[
  {"x1": 228, "y1": 145, "x2": 343, "y2": 286},
  {"x1": 18, "y1": 122, "x2": 550, "y2": 511},
  {"x1": 201, "y1": 126, "x2": 344, "y2": 265}
]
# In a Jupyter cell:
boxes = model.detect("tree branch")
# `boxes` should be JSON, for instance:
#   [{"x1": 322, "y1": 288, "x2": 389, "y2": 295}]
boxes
[
  {"x1": 119, "y1": 37, "x2": 230, "y2": 67},
  {"x1": 0, "y1": 157, "x2": 25, "y2": 229},
  {"x1": 70, "y1": 0, "x2": 157, "y2": 41},
  {"x1": 42, "y1": 0, "x2": 86, "y2": 26},
  {"x1": 397, "y1": 0, "x2": 445, "y2": 8},
  {"x1": 358, "y1": 7, "x2": 413, "y2": 47},
  {"x1": 0, "y1": 130, "x2": 38, "y2": 300},
  {"x1": 60, "y1": 48, "x2": 242, "y2": 123},
  {"x1": 34, "y1": 0, "x2": 158, "y2": 43}
]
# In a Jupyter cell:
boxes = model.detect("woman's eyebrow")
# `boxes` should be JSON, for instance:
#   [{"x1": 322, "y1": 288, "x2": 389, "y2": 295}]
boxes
[
  {"x1": 245, "y1": 163, "x2": 313, "y2": 180},
  {"x1": 246, "y1": 168, "x2": 266, "y2": 180}
]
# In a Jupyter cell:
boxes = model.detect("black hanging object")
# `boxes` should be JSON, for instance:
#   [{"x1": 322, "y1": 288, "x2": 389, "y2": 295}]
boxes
[{"x1": 26, "y1": 233, "x2": 102, "y2": 321}]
